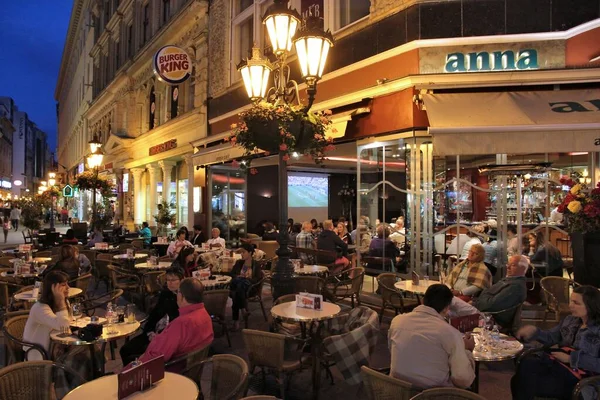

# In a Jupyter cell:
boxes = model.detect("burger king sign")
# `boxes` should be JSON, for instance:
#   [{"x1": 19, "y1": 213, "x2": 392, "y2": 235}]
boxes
[{"x1": 153, "y1": 45, "x2": 192, "y2": 85}]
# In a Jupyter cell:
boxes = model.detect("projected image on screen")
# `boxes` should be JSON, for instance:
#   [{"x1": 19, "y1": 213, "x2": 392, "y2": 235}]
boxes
[{"x1": 288, "y1": 175, "x2": 328, "y2": 207}]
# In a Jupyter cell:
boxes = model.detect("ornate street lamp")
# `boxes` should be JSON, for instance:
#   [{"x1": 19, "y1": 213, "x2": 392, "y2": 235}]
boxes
[
  {"x1": 237, "y1": 0, "x2": 333, "y2": 299},
  {"x1": 87, "y1": 145, "x2": 104, "y2": 230},
  {"x1": 47, "y1": 172, "x2": 57, "y2": 230}
]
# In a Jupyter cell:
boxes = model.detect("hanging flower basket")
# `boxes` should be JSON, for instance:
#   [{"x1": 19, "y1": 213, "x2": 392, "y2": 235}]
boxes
[
  {"x1": 227, "y1": 101, "x2": 336, "y2": 170},
  {"x1": 75, "y1": 170, "x2": 115, "y2": 198}
]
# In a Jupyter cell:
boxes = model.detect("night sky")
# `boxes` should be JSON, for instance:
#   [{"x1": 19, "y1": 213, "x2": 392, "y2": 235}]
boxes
[{"x1": 0, "y1": 1, "x2": 73, "y2": 152}]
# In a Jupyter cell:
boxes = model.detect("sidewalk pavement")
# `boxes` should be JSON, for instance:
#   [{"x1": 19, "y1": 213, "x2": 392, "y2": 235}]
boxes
[{"x1": 0, "y1": 222, "x2": 71, "y2": 250}]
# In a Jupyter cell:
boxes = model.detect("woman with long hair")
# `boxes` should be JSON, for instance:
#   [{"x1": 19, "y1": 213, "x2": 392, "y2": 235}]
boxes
[
  {"x1": 2, "y1": 215, "x2": 10, "y2": 243},
  {"x1": 527, "y1": 230, "x2": 564, "y2": 276},
  {"x1": 43, "y1": 245, "x2": 81, "y2": 281},
  {"x1": 171, "y1": 246, "x2": 197, "y2": 277},
  {"x1": 513, "y1": 286, "x2": 600, "y2": 399},
  {"x1": 336, "y1": 221, "x2": 352, "y2": 245},
  {"x1": 230, "y1": 242, "x2": 262, "y2": 331}
]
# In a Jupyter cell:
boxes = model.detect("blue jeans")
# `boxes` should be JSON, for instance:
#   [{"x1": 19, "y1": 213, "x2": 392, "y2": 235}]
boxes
[{"x1": 511, "y1": 352, "x2": 579, "y2": 400}]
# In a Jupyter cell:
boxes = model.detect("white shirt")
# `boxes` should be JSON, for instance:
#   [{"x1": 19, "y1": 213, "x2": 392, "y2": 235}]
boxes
[
  {"x1": 167, "y1": 239, "x2": 193, "y2": 257},
  {"x1": 206, "y1": 237, "x2": 226, "y2": 248},
  {"x1": 23, "y1": 302, "x2": 70, "y2": 360},
  {"x1": 388, "y1": 305, "x2": 475, "y2": 389},
  {"x1": 459, "y1": 237, "x2": 482, "y2": 260},
  {"x1": 446, "y1": 234, "x2": 470, "y2": 255}
]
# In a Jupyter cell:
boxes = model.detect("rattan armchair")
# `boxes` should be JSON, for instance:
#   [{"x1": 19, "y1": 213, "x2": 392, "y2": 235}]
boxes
[
  {"x1": 3, "y1": 314, "x2": 48, "y2": 363},
  {"x1": 106, "y1": 264, "x2": 142, "y2": 300},
  {"x1": 361, "y1": 366, "x2": 417, "y2": 400},
  {"x1": 68, "y1": 273, "x2": 92, "y2": 299},
  {"x1": 410, "y1": 387, "x2": 486, "y2": 399},
  {"x1": 80, "y1": 289, "x2": 123, "y2": 317},
  {"x1": 376, "y1": 273, "x2": 419, "y2": 323},
  {"x1": 540, "y1": 277, "x2": 579, "y2": 323},
  {"x1": 240, "y1": 397, "x2": 278, "y2": 400},
  {"x1": 0, "y1": 257, "x2": 14, "y2": 268},
  {"x1": 0, "y1": 360, "x2": 86, "y2": 400},
  {"x1": 483, "y1": 302, "x2": 523, "y2": 335},
  {"x1": 131, "y1": 239, "x2": 145, "y2": 249},
  {"x1": 572, "y1": 375, "x2": 600, "y2": 400},
  {"x1": 324, "y1": 267, "x2": 365, "y2": 307},
  {"x1": 203, "y1": 289, "x2": 231, "y2": 347},
  {"x1": 142, "y1": 271, "x2": 166, "y2": 295},
  {"x1": 243, "y1": 272, "x2": 268, "y2": 328},
  {"x1": 94, "y1": 259, "x2": 113, "y2": 290},
  {"x1": 191, "y1": 354, "x2": 249, "y2": 400},
  {"x1": 293, "y1": 275, "x2": 324, "y2": 294},
  {"x1": 165, "y1": 344, "x2": 210, "y2": 385},
  {"x1": 242, "y1": 329, "x2": 306, "y2": 400}
]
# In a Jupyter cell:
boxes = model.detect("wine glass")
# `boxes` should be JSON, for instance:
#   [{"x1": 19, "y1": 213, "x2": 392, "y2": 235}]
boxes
[{"x1": 71, "y1": 303, "x2": 82, "y2": 327}]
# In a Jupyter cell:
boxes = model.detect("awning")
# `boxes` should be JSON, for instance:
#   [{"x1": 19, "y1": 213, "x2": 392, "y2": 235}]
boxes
[
  {"x1": 192, "y1": 143, "x2": 248, "y2": 166},
  {"x1": 326, "y1": 106, "x2": 370, "y2": 139},
  {"x1": 423, "y1": 89, "x2": 600, "y2": 155}
]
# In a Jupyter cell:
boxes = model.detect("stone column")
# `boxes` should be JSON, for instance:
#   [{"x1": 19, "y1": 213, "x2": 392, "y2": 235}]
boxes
[
  {"x1": 158, "y1": 160, "x2": 176, "y2": 205},
  {"x1": 130, "y1": 167, "x2": 145, "y2": 225},
  {"x1": 115, "y1": 168, "x2": 125, "y2": 222},
  {"x1": 146, "y1": 163, "x2": 161, "y2": 225},
  {"x1": 184, "y1": 155, "x2": 195, "y2": 229}
]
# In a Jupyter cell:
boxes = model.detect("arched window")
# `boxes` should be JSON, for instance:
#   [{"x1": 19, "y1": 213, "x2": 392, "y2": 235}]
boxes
[
  {"x1": 149, "y1": 86, "x2": 156, "y2": 130},
  {"x1": 170, "y1": 85, "x2": 179, "y2": 119}
]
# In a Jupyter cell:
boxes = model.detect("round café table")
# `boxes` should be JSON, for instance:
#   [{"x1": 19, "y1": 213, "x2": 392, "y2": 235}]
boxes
[
  {"x1": 271, "y1": 301, "x2": 341, "y2": 400},
  {"x1": 51, "y1": 320, "x2": 141, "y2": 378},
  {"x1": 197, "y1": 275, "x2": 232, "y2": 290},
  {"x1": 134, "y1": 261, "x2": 172, "y2": 270},
  {"x1": 92, "y1": 246, "x2": 118, "y2": 252},
  {"x1": 394, "y1": 280, "x2": 437, "y2": 295},
  {"x1": 113, "y1": 254, "x2": 147, "y2": 261},
  {"x1": 470, "y1": 331, "x2": 524, "y2": 392},
  {"x1": 1, "y1": 271, "x2": 39, "y2": 279},
  {"x1": 294, "y1": 265, "x2": 329, "y2": 276},
  {"x1": 14, "y1": 287, "x2": 82, "y2": 303},
  {"x1": 63, "y1": 371, "x2": 198, "y2": 400}
]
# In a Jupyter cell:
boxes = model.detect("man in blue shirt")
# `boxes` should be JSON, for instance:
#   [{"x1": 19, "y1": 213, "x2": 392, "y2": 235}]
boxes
[{"x1": 140, "y1": 221, "x2": 152, "y2": 247}]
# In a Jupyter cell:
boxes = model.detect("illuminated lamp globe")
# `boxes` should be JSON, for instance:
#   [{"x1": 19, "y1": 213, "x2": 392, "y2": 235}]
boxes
[
  {"x1": 238, "y1": 47, "x2": 272, "y2": 102},
  {"x1": 89, "y1": 134, "x2": 102, "y2": 153},
  {"x1": 13, "y1": 180, "x2": 22, "y2": 186},
  {"x1": 293, "y1": 16, "x2": 334, "y2": 89},
  {"x1": 262, "y1": 0, "x2": 301, "y2": 56},
  {"x1": 48, "y1": 172, "x2": 56, "y2": 187},
  {"x1": 87, "y1": 147, "x2": 104, "y2": 169}
]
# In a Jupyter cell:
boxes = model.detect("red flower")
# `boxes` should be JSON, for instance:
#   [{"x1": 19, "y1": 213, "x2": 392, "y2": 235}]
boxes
[
  {"x1": 264, "y1": 151, "x2": 270, "y2": 156},
  {"x1": 279, "y1": 143, "x2": 288, "y2": 151},
  {"x1": 231, "y1": 160, "x2": 239, "y2": 168},
  {"x1": 324, "y1": 144, "x2": 336, "y2": 152},
  {"x1": 584, "y1": 204, "x2": 600, "y2": 218},
  {"x1": 592, "y1": 188, "x2": 600, "y2": 196},
  {"x1": 282, "y1": 154, "x2": 290, "y2": 161},
  {"x1": 564, "y1": 193, "x2": 576, "y2": 203},
  {"x1": 557, "y1": 204, "x2": 566, "y2": 213}
]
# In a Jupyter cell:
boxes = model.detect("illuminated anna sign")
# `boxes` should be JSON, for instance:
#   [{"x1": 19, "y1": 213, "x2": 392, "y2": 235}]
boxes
[{"x1": 444, "y1": 49, "x2": 539, "y2": 73}]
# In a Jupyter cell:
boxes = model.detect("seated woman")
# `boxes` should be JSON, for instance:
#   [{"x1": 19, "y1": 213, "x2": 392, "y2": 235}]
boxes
[
  {"x1": 119, "y1": 267, "x2": 182, "y2": 365},
  {"x1": 86, "y1": 227, "x2": 104, "y2": 248},
  {"x1": 44, "y1": 245, "x2": 81, "y2": 280},
  {"x1": 527, "y1": 230, "x2": 564, "y2": 277},
  {"x1": 262, "y1": 222, "x2": 278, "y2": 241},
  {"x1": 73, "y1": 246, "x2": 91, "y2": 275},
  {"x1": 171, "y1": 246, "x2": 198, "y2": 277},
  {"x1": 167, "y1": 229, "x2": 193, "y2": 258},
  {"x1": 230, "y1": 242, "x2": 262, "y2": 331},
  {"x1": 368, "y1": 224, "x2": 399, "y2": 260},
  {"x1": 512, "y1": 286, "x2": 600, "y2": 400},
  {"x1": 446, "y1": 244, "x2": 492, "y2": 301},
  {"x1": 23, "y1": 271, "x2": 97, "y2": 379},
  {"x1": 356, "y1": 224, "x2": 372, "y2": 254},
  {"x1": 62, "y1": 229, "x2": 79, "y2": 244},
  {"x1": 336, "y1": 222, "x2": 353, "y2": 245}
]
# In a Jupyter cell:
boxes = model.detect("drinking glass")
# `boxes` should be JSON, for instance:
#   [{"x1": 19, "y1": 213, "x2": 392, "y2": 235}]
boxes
[
  {"x1": 71, "y1": 303, "x2": 82, "y2": 326},
  {"x1": 126, "y1": 304, "x2": 136, "y2": 324},
  {"x1": 116, "y1": 306, "x2": 126, "y2": 323}
]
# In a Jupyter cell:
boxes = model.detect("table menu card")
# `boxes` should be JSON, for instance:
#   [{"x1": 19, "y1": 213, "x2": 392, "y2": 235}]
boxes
[
  {"x1": 193, "y1": 269, "x2": 211, "y2": 280},
  {"x1": 126, "y1": 248, "x2": 135, "y2": 258},
  {"x1": 158, "y1": 236, "x2": 168, "y2": 244},
  {"x1": 94, "y1": 242, "x2": 109, "y2": 250},
  {"x1": 18, "y1": 244, "x2": 32, "y2": 252},
  {"x1": 411, "y1": 271, "x2": 420, "y2": 285},
  {"x1": 118, "y1": 355, "x2": 165, "y2": 399},
  {"x1": 450, "y1": 313, "x2": 480, "y2": 333},
  {"x1": 296, "y1": 293, "x2": 323, "y2": 311}
]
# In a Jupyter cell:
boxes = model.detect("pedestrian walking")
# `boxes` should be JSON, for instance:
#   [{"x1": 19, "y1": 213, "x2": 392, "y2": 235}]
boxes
[
  {"x1": 2, "y1": 216, "x2": 11, "y2": 243},
  {"x1": 10, "y1": 206, "x2": 20, "y2": 231}
]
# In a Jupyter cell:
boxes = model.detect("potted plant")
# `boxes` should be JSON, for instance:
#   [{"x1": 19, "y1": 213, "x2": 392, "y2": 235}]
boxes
[
  {"x1": 154, "y1": 201, "x2": 176, "y2": 236},
  {"x1": 557, "y1": 177, "x2": 600, "y2": 286},
  {"x1": 20, "y1": 198, "x2": 43, "y2": 233},
  {"x1": 338, "y1": 183, "x2": 356, "y2": 231},
  {"x1": 226, "y1": 101, "x2": 336, "y2": 173}
]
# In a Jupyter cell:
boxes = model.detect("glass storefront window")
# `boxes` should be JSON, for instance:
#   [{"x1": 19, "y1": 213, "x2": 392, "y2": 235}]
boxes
[
  {"x1": 178, "y1": 179, "x2": 188, "y2": 226},
  {"x1": 209, "y1": 168, "x2": 246, "y2": 247}
]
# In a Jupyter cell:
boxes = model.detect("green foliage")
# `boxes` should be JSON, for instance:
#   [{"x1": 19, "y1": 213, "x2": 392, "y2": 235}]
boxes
[
  {"x1": 20, "y1": 199, "x2": 43, "y2": 231},
  {"x1": 154, "y1": 201, "x2": 176, "y2": 226}
]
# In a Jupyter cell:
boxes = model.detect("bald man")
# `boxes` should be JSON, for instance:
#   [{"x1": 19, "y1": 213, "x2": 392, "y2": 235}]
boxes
[{"x1": 473, "y1": 255, "x2": 528, "y2": 328}]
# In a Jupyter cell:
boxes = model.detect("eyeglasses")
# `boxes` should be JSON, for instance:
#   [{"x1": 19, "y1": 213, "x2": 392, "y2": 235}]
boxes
[{"x1": 166, "y1": 278, "x2": 181, "y2": 283}]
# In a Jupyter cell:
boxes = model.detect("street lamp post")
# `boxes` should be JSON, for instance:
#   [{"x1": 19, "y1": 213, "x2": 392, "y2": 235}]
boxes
[
  {"x1": 87, "y1": 135, "x2": 104, "y2": 230},
  {"x1": 237, "y1": 0, "x2": 333, "y2": 299},
  {"x1": 48, "y1": 172, "x2": 56, "y2": 230}
]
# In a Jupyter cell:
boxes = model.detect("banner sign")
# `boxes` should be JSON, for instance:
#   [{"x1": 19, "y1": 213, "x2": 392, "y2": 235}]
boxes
[{"x1": 149, "y1": 139, "x2": 177, "y2": 156}]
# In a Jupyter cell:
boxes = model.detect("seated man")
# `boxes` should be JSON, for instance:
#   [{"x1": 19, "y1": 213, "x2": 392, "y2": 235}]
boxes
[
  {"x1": 473, "y1": 255, "x2": 528, "y2": 328},
  {"x1": 388, "y1": 284, "x2": 475, "y2": 389},
  {"x1": 206, "y1": 227, "x2": 226, "y2": 248},
  {"x1": 296, "y1": 221, "x2": 315, "y2": 264},
  {"x1": 135, "y1": 278, "x2": 213, "y2": 369},
  {"x1": 139, "y1": 222, "x2": 152, "y2": 247}
]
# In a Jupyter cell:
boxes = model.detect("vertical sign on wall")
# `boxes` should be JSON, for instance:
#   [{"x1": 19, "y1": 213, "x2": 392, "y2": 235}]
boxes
[{"x1": 301, "y1": 0, "x2": 324, "y2": 28}]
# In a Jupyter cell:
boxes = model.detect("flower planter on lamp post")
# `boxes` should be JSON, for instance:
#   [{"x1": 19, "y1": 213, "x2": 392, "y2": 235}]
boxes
[{"x1": 235, "y1": 0, "x2": 334, "y2": 300}]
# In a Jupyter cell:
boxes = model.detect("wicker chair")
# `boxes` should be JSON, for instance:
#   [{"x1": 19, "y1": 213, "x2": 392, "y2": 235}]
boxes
[
  {"x1": 119, "y1": 243, "x2": 133, "y2": 250},
  {"x1": 131, "y1": 239, "x2": 145, "y2": 249},
  {"x1": 242, "y1": 329, "x2": 306, "y2": 400},
  {"x1": 94, "y1": 259, "x2": 113, "y2": 290},
  {"x1": 361, "y1": 366, "x2": 417, "y2": 400},
  {"x1": 376, "y1": 273, "x2": 419, "y2": 323},
  {"x1": 293, "y1": 276, "x2": 324, "y2": 294},
  {"x1": 142, "y1": 271, "x2": 166, "y2": 295},
  {"x1": 1, "y1": 310, "x2": 30, "y2": 366},
  {"x1": 410, "y1": 387, "x2": 486, "y2": 399},
  {"x1": 0, "y1": 257, "x2": 14, "y2": 268},
  {"x1": 3, "y1": 314, "x2": 48, "y2": 363},
  {"x1": 540, "y1": 277, "x2": 579, "y2": 324},
  {"x1": 203, "y1": 289, "x2": 231, "y2": 347},
  {"x1": 35, "y1": 251, "x2": 52, "y2": 258},
  {"x1": 0, "y1": 360, "x2": 86, "y2": 400},
  {"x1": 96, "y1": 253, "x2": 116, "y2": 262},
  {"x1": 80, "y1": 289, "x2": 124, "y2": 317},
  {"x1": 106, "y1": 264, "x2": 142, "y2": 300},
  {"x1": 324, "y1": 267, "x2": 365, "y2": 307},
  {"x1": 271, "y1": 294, "x2": 306, "y2": 339},
  {"x1": 165, "y1": 344, "x2": 210, "y2": 384},
  {"x1": 484, "y1": 302, "x2": 523, "y2": 335},
  {"x1": 243, "y1": 272, "x2": 268, "y2": 328},
  {"x1": 79, "y1": 250, "x2": 97, "y2": 268},
  {"x1": 240, "y1": 397, "x2": 278, "y2": 400},
  {"x1": 572, "y1": 375, "x2": 600, "y2": 399},
  {"x1": 68, "y1": 273, "x2": 92, "y2": 299},
  {"x1": 193, "y1": 354, "x2": 249, "y2": 400},
  {"x1": 257, "y1": 240, "x2": 279, "y2": 260}
]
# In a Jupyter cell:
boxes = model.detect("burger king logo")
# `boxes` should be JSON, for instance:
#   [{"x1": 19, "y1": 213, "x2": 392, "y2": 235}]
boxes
[{"x1": 153, "y1": 45, "x2": 192, "y2": 85}]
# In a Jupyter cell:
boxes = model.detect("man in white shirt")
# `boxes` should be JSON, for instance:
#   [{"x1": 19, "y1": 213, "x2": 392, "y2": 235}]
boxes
[
  {"x1": 206, "y1": 227, "x2": 226, "y2": 248},
  {"x1": 388, "y1": 284, "x2": 476, "y2": 389}
]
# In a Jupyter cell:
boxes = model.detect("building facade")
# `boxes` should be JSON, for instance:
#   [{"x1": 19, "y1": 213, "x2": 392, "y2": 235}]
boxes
[
  {"x1": 0, "y1": 100, "x2": 15, "y2": 202},
  {"x1": 201, "y1": 0, "x2": 600, "y2": 271},
  {"x1": 56, "y1": 0, "x2": 210, "y2": 230}
]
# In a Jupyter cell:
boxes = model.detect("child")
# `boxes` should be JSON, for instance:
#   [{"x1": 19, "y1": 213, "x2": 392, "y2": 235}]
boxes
[{"x1": 2, "y1": 216, "x2": 11, "y2": 243}]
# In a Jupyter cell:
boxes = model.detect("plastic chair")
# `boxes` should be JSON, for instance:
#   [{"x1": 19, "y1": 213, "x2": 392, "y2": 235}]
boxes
[
  {"x1": 376, "y1": 273, "x2": 418, "y2": 323},
  {"x1": 0, "y1": 360, "x2": 86, "y2": 400},
  {"x1": 3, "y1": 314, "x2": 48, "y2": 363},
  {"x1": 540, "y1": 277, "x2": 579, "y2": 323},
  {"x1": 410, "y1": 387, "x2": 486, "y2": 399},
  {"x1": 242, "y1": 329, "x2": 305, "y2": 400},
  {"x1": 203, "y1": 289, "x2": 231, "y2": 347},
  {"x1": 361, "y1": 365, "x2": 416, "y2": 400}
]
